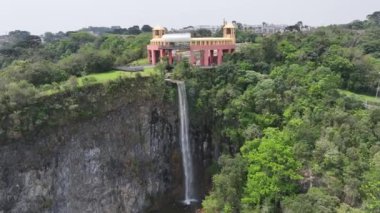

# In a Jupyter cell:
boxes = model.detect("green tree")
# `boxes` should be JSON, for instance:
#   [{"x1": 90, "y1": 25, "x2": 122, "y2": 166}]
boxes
[
  {"x1": 241, "y1": 128, "x2": 301, "y2": 210},
  {"x1": 127, "y1": 25, "x2": 141, "y2": 35},
  {"x1": 5, "y1": 80, "x2": 37, "y2": 106},
  {"x1": 58, "y1": 47, "x2": 114, "y2": 76},
  {"x1": 361, "y1": 151, "x2": 380, "y2": 212},
  {"x1": 202, "y1": 155, "x2": 247, "y2": 213},
  {"x1": 141, "y1": 25, "x2": 153, "y2": 32},
  {"x1": 282, "y1": 188, "x2": 340, "y2": 213},
  {"x1": 2, "y1": 60, "x2": 67, "y2": 86},
  {"x1": 367, "y1": 11, "x2": 380, "y2": 26},
  {"x1": 261, "y1": 36, "x2": 280, "y2": 63},
  {"x1": 322, "y1": 45, "x2": 354, "y2": 88},
  {"x1": 361, "y1": 28, "x2": 380, "y2": 57}
]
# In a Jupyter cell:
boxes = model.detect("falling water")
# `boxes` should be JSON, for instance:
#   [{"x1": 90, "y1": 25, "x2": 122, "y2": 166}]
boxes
[{"x1": 177, "y1": 81, "x2": 196, "y2": 205}]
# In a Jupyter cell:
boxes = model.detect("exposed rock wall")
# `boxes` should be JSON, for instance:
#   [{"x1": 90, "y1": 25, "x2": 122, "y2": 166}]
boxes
[{"x1": 0, "y1": 83, "x2": 181, "y2": 213}]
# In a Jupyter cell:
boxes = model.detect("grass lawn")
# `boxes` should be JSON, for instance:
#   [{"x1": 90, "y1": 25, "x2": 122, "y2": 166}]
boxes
[
  {"x1": 130, "y1": 58, "x2": 149, "y2": 66},
  {"x1": 339, "y1": 89, "x2": 380, "y2": 105},
  {"x1": 77, "y1": 67, "x2": 155, "y2": 85},
  {"x1": 39, "y1": 66, "x2": 156, "y2": 96}
]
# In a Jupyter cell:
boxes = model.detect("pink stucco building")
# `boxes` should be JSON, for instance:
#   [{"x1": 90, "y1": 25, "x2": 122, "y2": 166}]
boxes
[{"x1": 147, "y1": 23, "x2": 236, "y2": 66}]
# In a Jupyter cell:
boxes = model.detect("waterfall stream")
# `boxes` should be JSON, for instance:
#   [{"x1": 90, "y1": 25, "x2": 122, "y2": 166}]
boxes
[{"x1": 177, "y1": 81, "x2": 197, "y2": 205}]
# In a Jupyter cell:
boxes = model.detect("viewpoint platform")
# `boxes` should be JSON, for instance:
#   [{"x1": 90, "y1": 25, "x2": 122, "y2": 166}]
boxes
[{"x1": 147, "y1": 23, "x2": 236, "y2": 66}]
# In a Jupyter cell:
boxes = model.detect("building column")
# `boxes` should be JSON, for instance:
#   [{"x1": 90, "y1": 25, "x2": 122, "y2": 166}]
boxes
[
  {"x1": 190, "y1": 51, "x2": 196, "y2": 65},
  {"x1": 160, "y1": 49, "x2": 164, "y2": 62},
  {"x1": 209, "y1": 50, "x2": 214, "y2": 65},
  {"x1": 168, "y1": 50, "x2": 173, "y2": 65},
  {"x1": 200, "y1": 51, "x2": 205, "y2": 66},
  {"x1": 152, "y1": 50, "x2": 157, "y2": 65},
  {"x1": 147, "y1": 48, "x2": 152, "y2": 64},
  {"x1": 217, "y1": 49, "x2": 223, "y2": 65},
  {"x1": 204, "y1": 50, "x2": 210, "y2": 66}
]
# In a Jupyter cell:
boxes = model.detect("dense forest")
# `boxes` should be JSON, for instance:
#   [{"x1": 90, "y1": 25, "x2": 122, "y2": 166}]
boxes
[
  {"x1": 203, "y1": 13, "x2": 380, "y2": 212},
  {"x1": 173, "y1": 12, "x2": 380, "y2": 212},
  {"x1": 0, "y1": 29, "x2": 151, "y2": 117},
  {"x1": 1, "y1": 11, "x2": 380, "y2": 213}
]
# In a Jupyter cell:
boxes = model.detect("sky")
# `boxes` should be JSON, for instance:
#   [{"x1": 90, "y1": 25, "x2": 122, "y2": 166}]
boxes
[{"x1": 0, "y1": 0, "x2": 379, "y2": 35}]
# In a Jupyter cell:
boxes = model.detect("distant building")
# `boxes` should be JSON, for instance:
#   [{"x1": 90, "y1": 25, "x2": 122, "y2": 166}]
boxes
[
  {"x1": 194, "y1": 25, "x2": 221, "y2": 33},
  {"x1": 111, "y1": 26, "x2": 122, "y2": 30},
  {"x1": 242, "y1": 23, "x2": 287, "y2": 34},
  {"x1": 176, "y1": 25, "x2": 222, "y2": 33},
  {"x1": 173, "y1": 22, "x2": 312, "y2": 35}
]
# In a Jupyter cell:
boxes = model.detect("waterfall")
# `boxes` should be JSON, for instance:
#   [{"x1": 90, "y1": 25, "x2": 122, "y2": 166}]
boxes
[{"x1": 176, "y1": 81, "x2": 196, "y2": 205}]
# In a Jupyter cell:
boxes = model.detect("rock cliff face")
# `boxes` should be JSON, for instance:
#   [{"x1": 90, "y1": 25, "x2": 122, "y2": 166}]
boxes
[{"x1": 0, "y1": 86, "x2": 182, "y2": 212}]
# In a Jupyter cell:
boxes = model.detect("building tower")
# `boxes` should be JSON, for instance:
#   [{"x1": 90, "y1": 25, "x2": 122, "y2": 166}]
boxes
[
  {"x1": 223, "y1": 23, "x2": 236, "y2": 44},
  {"x1": 152, "y1": 25, "x2": 166, "y2": 39}
]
